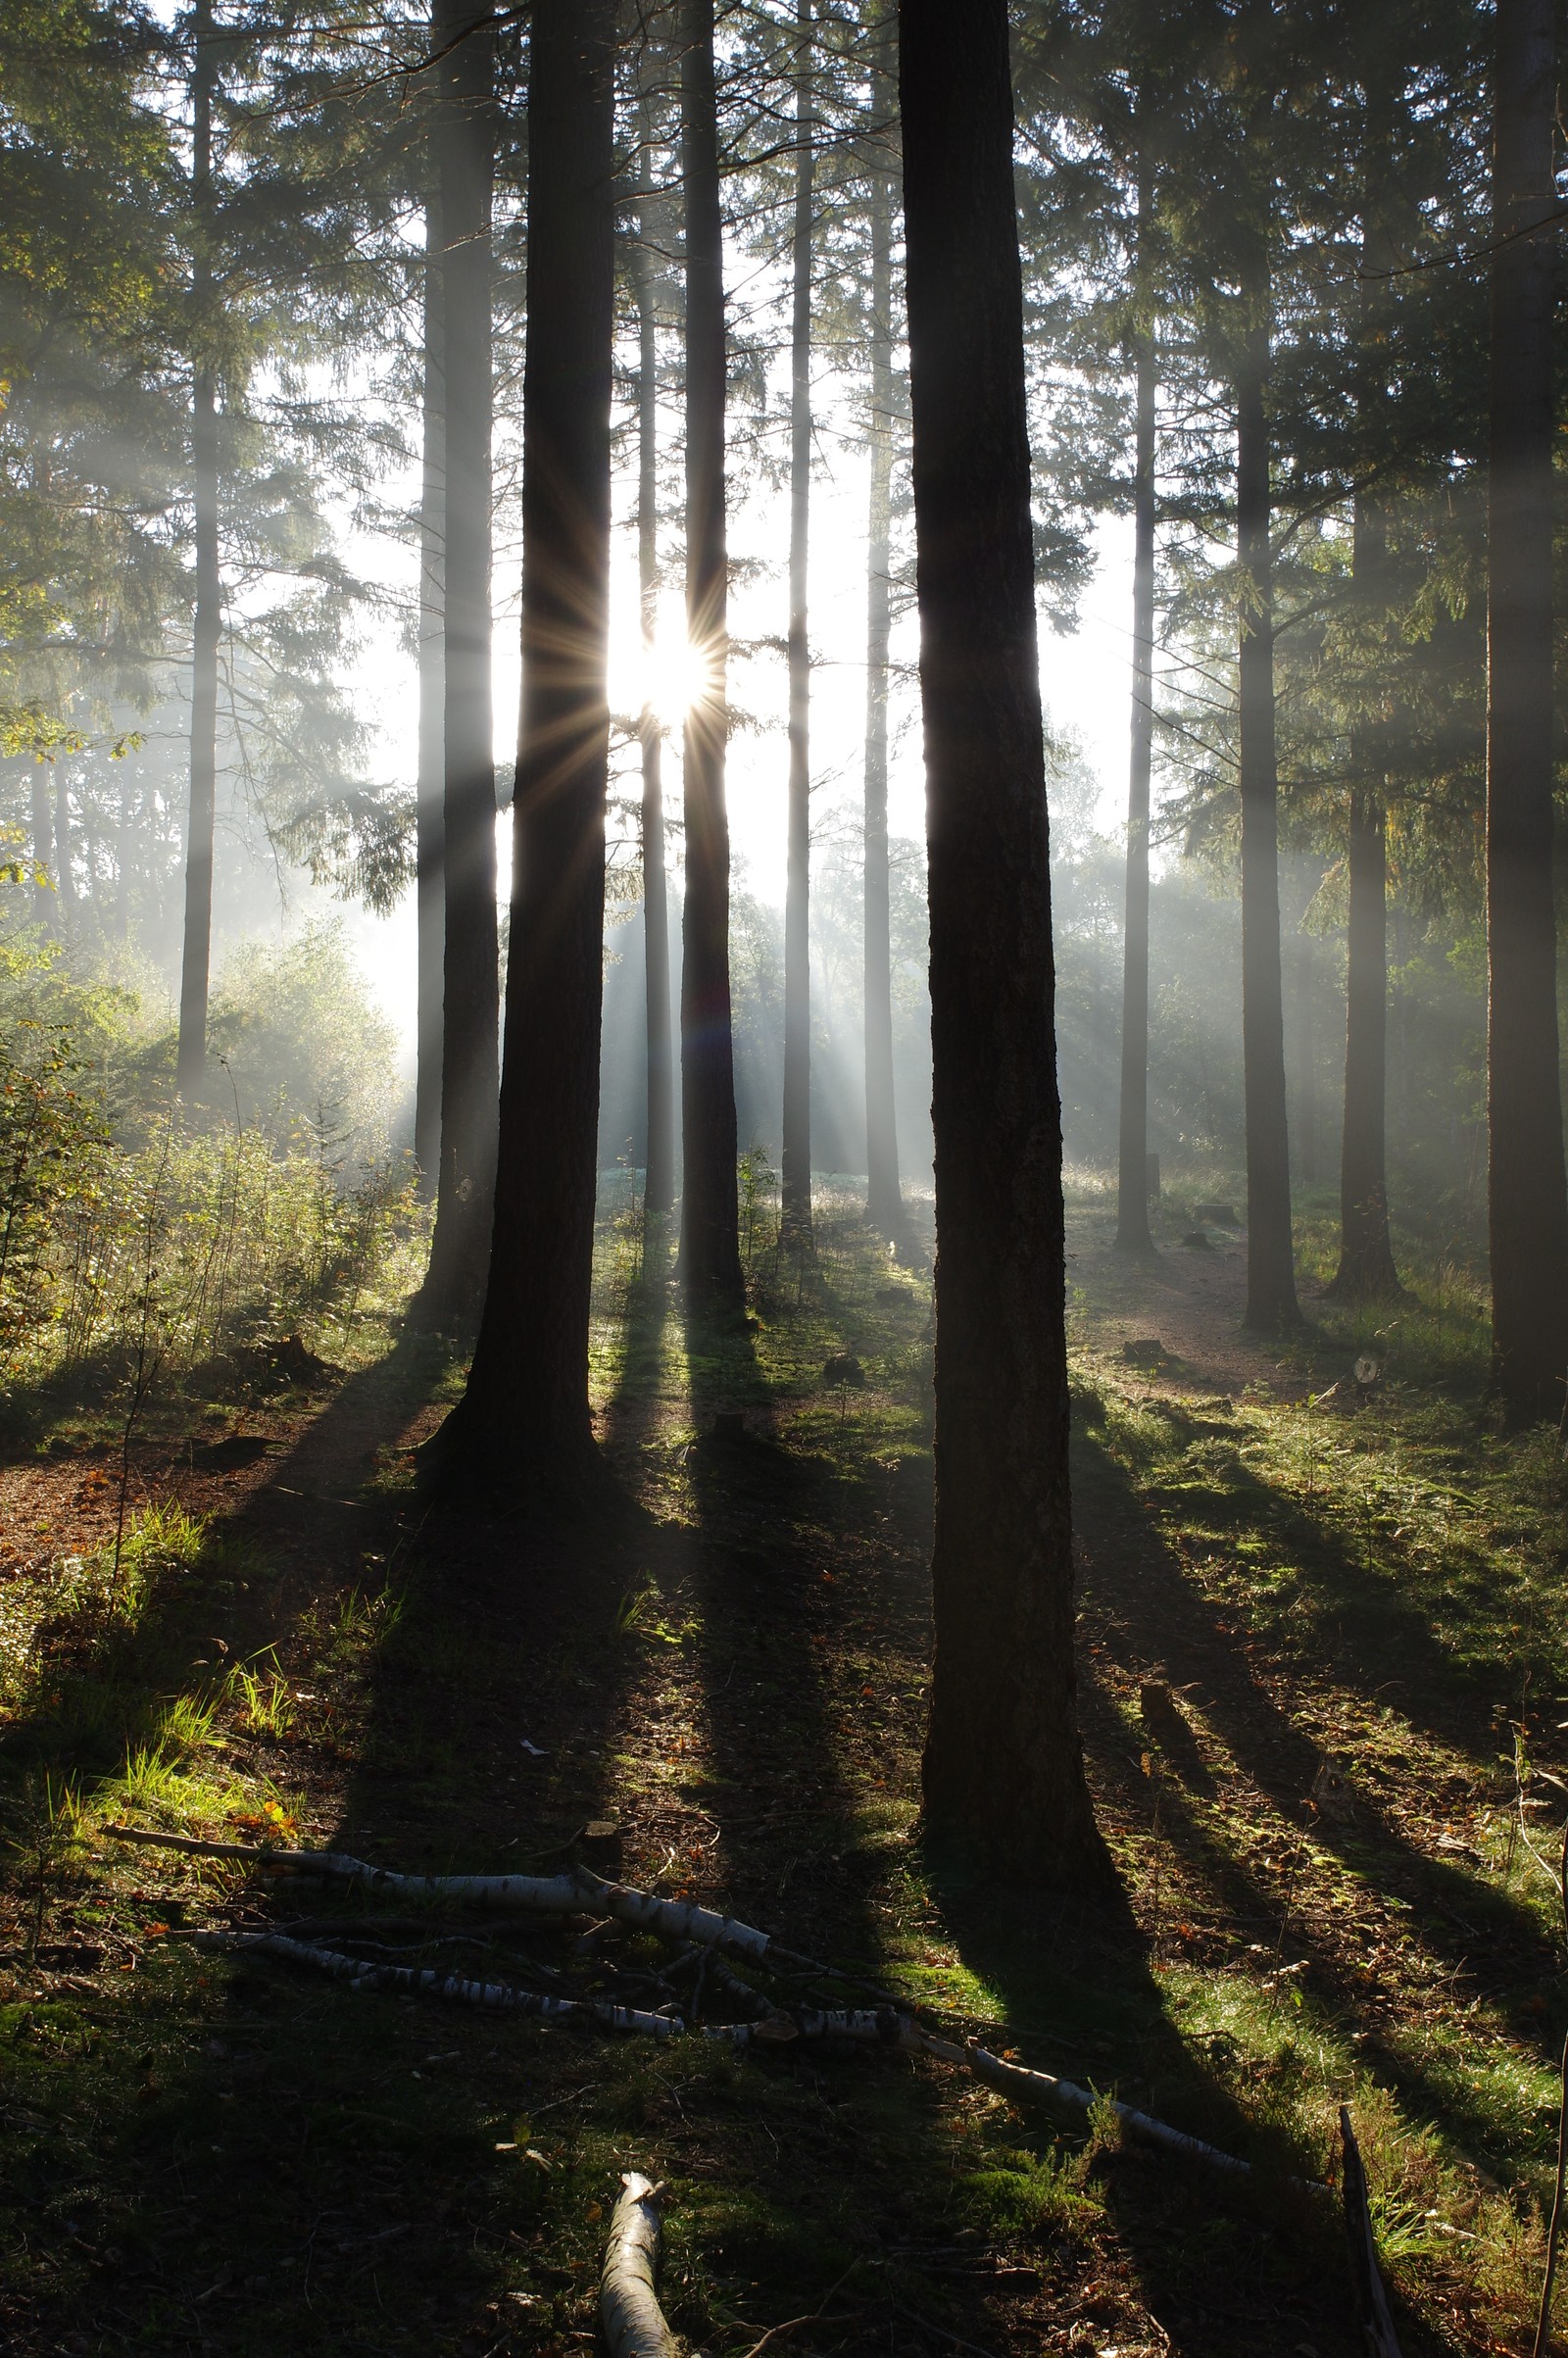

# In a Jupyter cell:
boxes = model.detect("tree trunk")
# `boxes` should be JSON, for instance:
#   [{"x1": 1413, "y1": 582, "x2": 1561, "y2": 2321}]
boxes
[
  {"x1": 418, "y1": 0, "x2": 500, "y2": 1324},
  {"x1": 678, "y1": 0, "x2": 744, "y2": 1314},
  {"x1": 1234, "y1": 264, "x2": 1300, "y2": 1335},
  {"x1": 1329, "y1": 86, "x2": 1401, "y2": 1304},
  {"x1": 1114, "y1": 320, "x2": 1155, "y2": 1254},
  {"x1": 1294, "y1": 912, "x2": 1318, "y2": 1186},
  {"x1": 900, "y1": 0, "x2": 1105, "y2": 1884},
  {"x1": 781, "y1": 0, "x2": 814, "y2": 1247},
  {"x1": 862, "y1": 36, "x2": 903, "y2": 1239},
  {"x1": 415, "y1": 182, "x2": 446, "y2": 1204},
  {"x1": 53, "y1": 767, "x2": 75, "y2": 920},
  {"x1": 1486, "y1": 0, "x2": 1568, "y2": 1423},
  {"x1": 30, "y1": 763, "x2": 52, "y2": 928},
  {"x1": 636, "y1": 111, "x2": 673, "y2": 1222},
  {"x1": 175, "y1": 0, "x2": 220, "y2": 1101},
  {"x1": 439, "y1": 0, "x2": 616, "y2": 1497}
]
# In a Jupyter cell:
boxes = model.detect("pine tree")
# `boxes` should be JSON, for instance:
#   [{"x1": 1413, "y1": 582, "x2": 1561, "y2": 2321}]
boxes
[
  {"x1": 861, "y1": 13, "x2": 903, "y2": 1241},
  {"x1": 901, "y1": 0, "x2": 1104, "y2": 1883},
  {"x1": 780, "y1": 0, "x2": 814, "y2": 1249}
]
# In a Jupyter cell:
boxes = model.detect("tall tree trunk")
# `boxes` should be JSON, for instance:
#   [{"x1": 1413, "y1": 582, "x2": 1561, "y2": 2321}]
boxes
[
  {"x1": 781, "y1": 0, "x2": 814, "y2": 1246},
  {"x1": 1293, "y1": 909, "x2": 1318, "y2": 1185},
  {"x1": 116, "y1": 772, "x2": 131, "y2": 939},
  {"x1": 1234, "y1": 265, "x2": 1300, "y2": 1334},
  {"x1": 30, "y1": 764, "x2": 52, "y2": 927},
  {"x1": 415, "y1": 183, "x2": 446, "y2": 1204},
  {"x1": 1486, "y1": 0, "x2": 1568, "y2": 1422},
  {"x1": 636, "y1": 105, "x2": 673, "y2": 1222},
  {"x1": 418, "y1": 0, "x2": 500, "y2": 1323},
  {"x1": 176, "y1": 0, "x2": 220, "y2": 1101},
  {"x1": 678, "y1": 0, "x2": 744, "y2": 1314},
  {"x1": 439, "y1": 0, "x2": 616, "y2": 1496},
  {"x1": 1114, "y1": 320, "x2": 1156, "y2": 1254},
  {"x1": 1329, "y1": 75, "x2": 1401, "y2": 1303},
  {"x1": 862, "y1": 99, "x2": 903, "y2": 1237},
  {"x1": 900, "y1": 0, "x2": 1105, "y2": 1884}
]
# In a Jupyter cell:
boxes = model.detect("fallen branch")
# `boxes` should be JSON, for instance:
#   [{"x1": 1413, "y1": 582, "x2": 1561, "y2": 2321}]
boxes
[
  {"x1": 105, "y1": 1828, "x2": 771, "y2": 1959},
  {"x1": 185, "y1": 1931, "x2": 681, "y2": 2038},
  {"x1": 600, "y1": 2172, "x2": 677, "y2": 2358},
  {"x1": 1340, "y1": 2106, "x2": 1403, "y2": 2357}
]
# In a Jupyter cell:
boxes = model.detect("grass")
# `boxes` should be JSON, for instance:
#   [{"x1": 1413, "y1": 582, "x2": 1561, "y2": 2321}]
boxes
[{"x1": 0, "y1": 1170, "x2": 1564, "y2": 2353}]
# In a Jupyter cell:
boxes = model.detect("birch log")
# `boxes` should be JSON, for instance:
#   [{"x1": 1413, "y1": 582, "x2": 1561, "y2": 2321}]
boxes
[
  {"x1": 600, "y1": 2173, "x2": 678, "y2": 2358},
  {"x1": 106, "y1": 1829, "x2": 771, "y2": 1958},
  {"x1": 186, "y1": 1930, "x2": 681, "y2": 2036}
]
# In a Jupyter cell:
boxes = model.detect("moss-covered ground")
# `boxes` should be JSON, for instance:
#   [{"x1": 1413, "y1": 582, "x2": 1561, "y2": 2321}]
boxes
[{"x1": 1, "y1": 1175, "x2": 1563, "y2": 2354}]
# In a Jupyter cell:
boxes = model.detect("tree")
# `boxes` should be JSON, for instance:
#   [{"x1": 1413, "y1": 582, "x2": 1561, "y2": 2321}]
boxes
[
  {"x1": 635, "y1": 76, "x2": 673, "y2": 1224},
  {"x1": 173, "y1": 0, "x2": 220, "y2": 1098},
  {"x1": 780, "y1": 0, "x2": 814, "y2": 1247},
  {"x1": 1114, "y1": 181, "x2": 1155, "y2": 1255},
  {"x1": 861, "y1": 17, "x2": 903, "y2": 1241},
  {"x1": 417, "y1": 0, "x2": 500, "y2": 1324},
  {"x1": 900, "y1": 0, "x2": 1104, "y2": 1882},
  {"x1": 678, "y1": 0, "x2": 744, "y2": 1315},
  {"x1": 1485, "y1": 0, "x2": 1568, "y2": 1424},
  {"x1": 438, "y1": 0, "x2": 616, "y2": 1495},
  {"x1": 414, "y1": 181, "x2": 445, "y2": 1202}
]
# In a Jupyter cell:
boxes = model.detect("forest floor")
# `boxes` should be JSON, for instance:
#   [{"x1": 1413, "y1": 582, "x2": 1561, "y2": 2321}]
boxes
[{"x1": 2, "y1": 1176, "x2": 1567, "y2": 2357}]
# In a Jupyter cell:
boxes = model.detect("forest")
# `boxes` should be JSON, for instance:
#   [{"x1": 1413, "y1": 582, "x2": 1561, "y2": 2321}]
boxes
[{"x1": 3, "y1": 0, "x2": 1568, "y2": 2350}]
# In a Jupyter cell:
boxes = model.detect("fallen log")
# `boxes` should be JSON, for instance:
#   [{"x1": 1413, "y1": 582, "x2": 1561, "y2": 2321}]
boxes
[
  {"x1": 1340, "y1": 2106, "x2": 1403, "y2": 2356},
  {"x1": 600, "y1": 2173, "x2": 678, "y2": 2358},
  {"x1": 185, "y1": 1930, "x2": 681, "y2": 2037},
  {"x1": 105, "y1": 1828, "x2": 771, "y2": 1959}
]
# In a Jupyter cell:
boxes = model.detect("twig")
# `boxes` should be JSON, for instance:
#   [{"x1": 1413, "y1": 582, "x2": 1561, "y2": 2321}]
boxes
[
  {"x1": 1340, "y1": 2107, "x2": 1403, "y2": 2358},
  {"x1": 737, "y1": 2262, "x2": 859, "y2": 2358},
  {"x1": 1535, "y1": 2036, "x2": 1568, "y2": 2358}
]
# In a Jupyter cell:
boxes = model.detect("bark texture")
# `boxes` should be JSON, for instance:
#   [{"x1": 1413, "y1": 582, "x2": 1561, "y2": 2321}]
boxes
[
  {"x1": 901, "y1": 0, "x2": 1104, "y2": 1882},
  {"x1": 415, "y1": 184, "x2": 446, "y2": 1203},
  {"x1": 635, "y1": 117, "x2": 673, "y2": 1221},
  {"x1": 678, "y1": 0, "x2": 744, "y2": 1313},
  {"x1": 862, "y1": 45, "x2": 903, "y2": 1239},
  {"x1": 175, "y1": 0, "x2": 220, "y2": 1101},
  {"x1": 419, "y1": 0, "x2": 500, "y2": 1324},
  {"x1": 781, "y1": 0, "x2": 814, "y2": 1246},
  {"x1": 29, "y1": 763, "x2": 52, "y2": 927},
  {"x1": 1486, "y1": 0, "x2": 1568, "y2": 1423},
  {"x1": 1114, "y1": 323, "x2": 1155, "y2": 1254},
  {"x1": 443, "y1": 0, "x2": 616, "y2": 1497},
  {"x1": 1234, "y1": 276, "x2": 1300, "y2": 1334}
]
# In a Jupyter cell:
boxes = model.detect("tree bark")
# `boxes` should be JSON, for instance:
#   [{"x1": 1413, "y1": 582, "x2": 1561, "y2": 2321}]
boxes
[
  {"x1": 900, "y1": 0, "x2": 1105, "y2": 1883},
  {"x1": 1234, "y1": 260, "x2": 1300, "y2": 1335},
  {"x1": 53, "y1": 766, "x2": 75, "y2": 920},
  {"x1": 1329, "y1": 86, "x2": 1401, "y2": 1304},
  {"x1": 781, "y1": 0, "x2": 814, "y2": 1246},
  {"x1": 418, "y1": 0, "x2": 500, "y2": 1324},
  {"x1": 635, "y1": 104, "x2": 673, "y2": 1222},
  {"x1": 678, "y1": 0, "x2": 744, "y2": 1314},
  {"x1": 175, "y1": 0, "x2": 220, "y2": 1101},
  {"x1": 440, "y1": 0, "x2": 616, "y2": 1496},
  {"x1": 862, "y1": 33, "x2": 903, "y2": 1238},
  {"x1": 1486, "y1": 0, "x2": 1568, "y2": 1423},
  {"x1": 415, "y1": 181, "x2": 446, "y2": 1204},
  {"x1": 1114, "y1": 319, "x2": 1155, "y2": 1254}
]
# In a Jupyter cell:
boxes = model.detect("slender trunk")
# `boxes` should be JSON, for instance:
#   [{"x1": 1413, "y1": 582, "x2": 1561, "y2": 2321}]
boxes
[
  {"x1": 1486, "y1": 0, "x2": 1568, "y2": 1422},
  {"x1": 441, "y1": 0, "x2": 616, "y2": 1496},
  {"x1": 176, "y1": 0, "x2": 220, "y2": 1100},
  {"x1": 781, "y1": 0, "x2": 814, "y2": 1245},
  {"x1": 30, "y1": 764, "x2": 52, "y2": 928},
  {"x1": 1235, "y1": 268, "x2": 1300, "y2": 1334},
  {"x1": 901, "y1": 0, "x2": 1105, "y2": 1884},
  {"x1": 1330, "y1": 76, "x2": 1401, "y2": 1304},
  {"x1": 1294, "y1": 914, "x2": 1318, "y2": 1186},
  {"x1": 862, "y1": 108, "x2": 902, "y2": 1236},
  {"x1": 636, "y1": 113, "x2": 673, "y2": 1220},
  {"x1": 117, "y1": 773, "x2": 130, "y2": 939},
  {"x1": 53, "y1": 768, "x2": 75, "y2": 919},
  {"x1": 1114, "y1": 321, "x2": 1156, "y2": 1253},
  {"x1": 415, "y1": 184, "x2": 446, "y2": 1203},
  {"x1": 678, "y1": 0, "x2": 744, "y2": 1313},
  {"x1": 419, "y1": 0, "x2": 500, "y2": 1323}
]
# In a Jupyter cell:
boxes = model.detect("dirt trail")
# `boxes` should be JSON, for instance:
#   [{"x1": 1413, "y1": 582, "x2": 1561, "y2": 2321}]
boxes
[{"x1": 1068, "y1": 1217, "x2": 1336, "y2": 1400}]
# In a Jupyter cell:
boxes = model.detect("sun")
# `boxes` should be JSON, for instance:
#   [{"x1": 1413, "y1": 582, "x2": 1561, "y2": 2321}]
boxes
[{"x1": 641, "y1": 630, "x2": 721, "y2": 730}]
